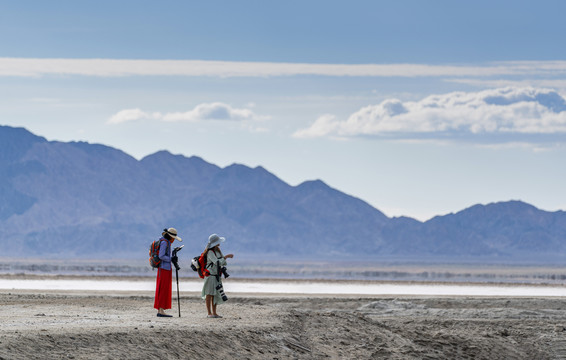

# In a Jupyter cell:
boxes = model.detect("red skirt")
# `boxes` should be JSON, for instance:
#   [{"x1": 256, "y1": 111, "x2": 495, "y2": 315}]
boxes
[{"x1": 154, "y1": 268, "x2": 172, "y2": 310}]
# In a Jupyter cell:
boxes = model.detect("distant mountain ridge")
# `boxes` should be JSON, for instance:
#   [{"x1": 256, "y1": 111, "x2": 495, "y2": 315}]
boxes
[{"x1": 1, "y1": 125, "x2": 565, "y2": 262}]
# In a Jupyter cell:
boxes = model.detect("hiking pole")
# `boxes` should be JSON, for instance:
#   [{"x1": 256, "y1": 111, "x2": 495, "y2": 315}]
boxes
[
  {"x1": 172, "y1": 245, "x2": 184, "y2": 317},
  {"x1": 175, "y1": 267, "x2": 180, "y2": 317}
]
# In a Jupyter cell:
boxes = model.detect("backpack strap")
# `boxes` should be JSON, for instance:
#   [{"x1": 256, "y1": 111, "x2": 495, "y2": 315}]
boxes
[
  {"x1": 207, "y1": 249, "x2": 220, "y2": 269},
  {"x1": 159, "y1": 239, "x2": 170, "y2": 252},
  {"x1": 212, "y1": 248, "x2": 224, "y2": 259},
  {"x1": 164, "y1": 239, "x2": 170, "y2": 254},
  {"x1": 158, "y1": 239, "x2": 170, "y2": 267}
]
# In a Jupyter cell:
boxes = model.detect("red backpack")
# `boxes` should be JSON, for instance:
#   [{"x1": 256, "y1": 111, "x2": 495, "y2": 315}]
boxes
[
  {"x1": 149, "y1": 239, "x2": 167, "y2": 269},
  {"x1": 190, "y1": 251, "x2": 210, "y2": 278}
]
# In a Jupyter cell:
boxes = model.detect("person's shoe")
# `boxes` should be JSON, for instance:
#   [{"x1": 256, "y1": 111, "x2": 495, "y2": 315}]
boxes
[
  {"x1": 157, "y1": 313, "x2": 173, "y2": 317},
  {"x1": 207, "y1": 314, "x2": 222, "y2": 318}
]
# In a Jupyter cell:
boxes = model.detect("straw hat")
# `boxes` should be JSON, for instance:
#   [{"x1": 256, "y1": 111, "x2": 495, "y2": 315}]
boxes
[{"x1": 162, "y1": 228, "x2": 182, "y2": 241}]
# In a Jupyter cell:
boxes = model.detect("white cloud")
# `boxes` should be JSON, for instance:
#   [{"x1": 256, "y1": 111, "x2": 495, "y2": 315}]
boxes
[
  {"x1": 3, "y1": 57, "x2": 566, "y2": 78},
  {"x1": 107, "y1": 108, "x2": 152, "y2": 124},
  {"x1": 293, "y1": 114, "x2": 341, "y2": 139},
  {"x1": 293, "y1": 87, "x2": 566, "y2": 143},
  {"x1": 107, "y1": 103, "x2": 266, "y2": 125},
  {"x1": 162, "y1": 102, "x2": 261, "y2": 122}
]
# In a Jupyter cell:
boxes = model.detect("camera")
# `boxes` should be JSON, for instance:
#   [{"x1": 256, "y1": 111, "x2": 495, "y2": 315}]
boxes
[
  {"x1": 216, "y1": 283, "x2": 228, "y2": 302},
  {"x1": 190, "y1": 257, "x2": 199, "y2": 272},
  {"x1": 220, "y1": 266, "x2": 230, "y2": 279}
]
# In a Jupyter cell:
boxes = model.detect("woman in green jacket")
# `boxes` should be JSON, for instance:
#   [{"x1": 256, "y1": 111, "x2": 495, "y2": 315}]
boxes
[{"x1": 201, "y1": 234, "x2": 234, "y2": 318}]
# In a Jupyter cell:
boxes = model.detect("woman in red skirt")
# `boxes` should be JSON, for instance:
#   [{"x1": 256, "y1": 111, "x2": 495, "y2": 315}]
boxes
[{"x1": 154, "y1": 227, "x2": 182, "y2": 317}]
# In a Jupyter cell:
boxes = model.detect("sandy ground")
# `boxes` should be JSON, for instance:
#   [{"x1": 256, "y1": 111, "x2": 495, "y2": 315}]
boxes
[{"x1": 2, "y1": 289, "x2": 566, "y2": 359}]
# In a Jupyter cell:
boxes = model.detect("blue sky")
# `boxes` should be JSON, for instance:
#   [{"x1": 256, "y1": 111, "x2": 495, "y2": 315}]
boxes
[{"x1": 1, "y1": 1, "x2": 566, "y2": 220}]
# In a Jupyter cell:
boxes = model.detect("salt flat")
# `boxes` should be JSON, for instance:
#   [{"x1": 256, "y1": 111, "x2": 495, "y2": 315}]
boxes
[{"x1": 2, "y1": 289, "x2": 566, "y2": 359}]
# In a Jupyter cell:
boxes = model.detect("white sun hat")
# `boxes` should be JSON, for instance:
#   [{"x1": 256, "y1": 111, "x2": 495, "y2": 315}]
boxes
[
  {"x1": 207, "y1": 233, "x2": 225, "y2": 249},
  {"x1": 163, "y1": 228, "x2": 182, "y2": 241}
]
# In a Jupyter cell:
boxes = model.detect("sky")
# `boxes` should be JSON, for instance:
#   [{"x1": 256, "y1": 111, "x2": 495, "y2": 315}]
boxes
[{"x1": 1, "y1": 0, "x2": 566, "y2": 221}]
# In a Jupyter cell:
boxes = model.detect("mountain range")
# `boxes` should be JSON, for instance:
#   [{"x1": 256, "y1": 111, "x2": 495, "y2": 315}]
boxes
[{"x1": 1, "y1": 124, "x2": 566, "y2": 262}]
